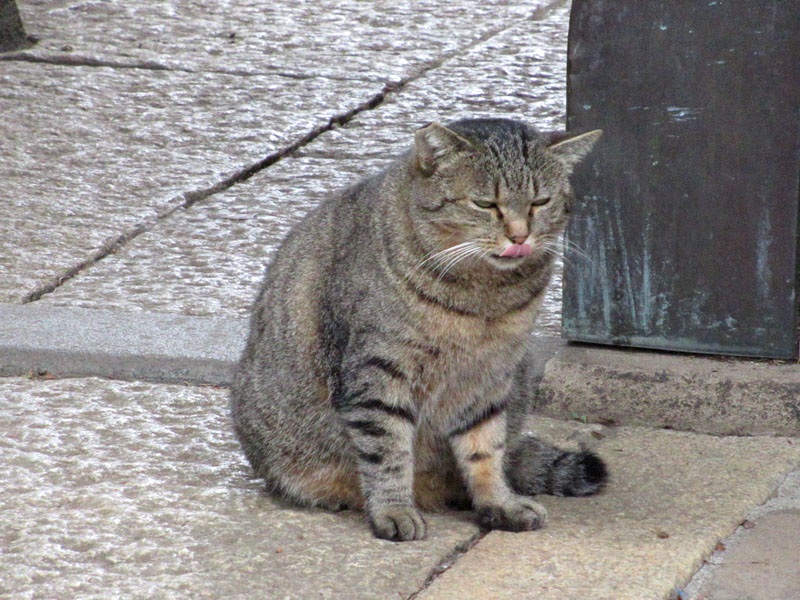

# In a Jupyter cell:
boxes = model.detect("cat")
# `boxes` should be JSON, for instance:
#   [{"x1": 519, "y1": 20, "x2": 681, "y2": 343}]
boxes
[{"x1": 230, "y1": 118, "x2": 606, "y2": 541}]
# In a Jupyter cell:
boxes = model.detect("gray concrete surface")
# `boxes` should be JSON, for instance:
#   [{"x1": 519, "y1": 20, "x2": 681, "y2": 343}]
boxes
[
  {"x1": 3, "y1": 0, "x2": 800, "y2": 598},
  {"x1": 0, "y1": 302, "x2": 564, "y2": 388},
  {"x1": 6, "y1": 0, "x2": 561, "y2": 305},
  {"x1": 2, "y1": 378, "x2": 798, "y2": 600},
  {"x1": 0, "y1": 304, "x2": 247, "y2": 384},
  {"x1": 538, "y1": 344, "x2": 800, "y2": 436},
  {"x1": 9, "y1": 0, "x2": 550, "y2": 80},
  {"x1": 0, "y1": 59, "x2": 371, "y2": 303},
  {"x1": 34, "y1": 0, "x2": 572, "y2": 327},
  {"x1": 34, "y1": 156, "x2": 356, "y2": 318},
  {"x1": 417, "y1": 418, "x2": 800, "y2": 600},
  {"x1": 0, "y1": 377, "x2": 481, "y2": 600},
  {"x1": 684, "y1": 469, "x2": 800, "y2": 600}
]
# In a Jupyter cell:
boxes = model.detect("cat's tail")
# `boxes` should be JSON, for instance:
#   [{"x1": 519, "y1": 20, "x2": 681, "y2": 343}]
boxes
[{"x1": 505, "y1": 435, "x2": 608, "y2": 497}]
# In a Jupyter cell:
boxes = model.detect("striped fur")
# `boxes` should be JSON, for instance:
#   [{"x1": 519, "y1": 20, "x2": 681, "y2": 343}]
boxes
[{"x1": 230, "y1": 118, "x2": 605, "y2": 540}]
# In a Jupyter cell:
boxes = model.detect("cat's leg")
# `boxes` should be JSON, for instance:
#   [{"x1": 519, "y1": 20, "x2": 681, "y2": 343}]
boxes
[
  {"x1": 447, "y1": 392, "x2": 548, "y2": 532},
  {"x1": 413, "y1": 423, "x2": 470, "y2": 511},
  {"x1": 336, "y1": 360, "x2": 426, "y2": 542}
]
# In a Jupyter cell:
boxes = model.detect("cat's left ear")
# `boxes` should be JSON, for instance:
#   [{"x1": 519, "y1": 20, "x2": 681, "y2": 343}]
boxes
[
  {"x1": 414, "y1": 122, "x2": 475, "y2": 174},
  {"x1": 547, "y1": 129, "x2": 603, "y2": 173}
]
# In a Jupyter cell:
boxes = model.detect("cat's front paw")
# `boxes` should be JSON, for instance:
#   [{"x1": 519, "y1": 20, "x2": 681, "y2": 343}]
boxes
[
  {"x1": 369, "y1": 504, "x2": 427, "y2": 542},
  {"x1": 475, "y1": 496, "x2": 547, "y2": 532}
]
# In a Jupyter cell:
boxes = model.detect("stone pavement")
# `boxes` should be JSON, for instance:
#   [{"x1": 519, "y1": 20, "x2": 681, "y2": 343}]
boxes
[{"x1": 2, "y1": 1, "x2": 799, "y2": 598}]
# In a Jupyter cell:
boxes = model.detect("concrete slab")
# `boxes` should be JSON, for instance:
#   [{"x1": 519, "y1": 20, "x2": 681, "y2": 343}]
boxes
[
  {"x1": 0, "y1": 60, "x2": 373, "y2": 303},
  {"x1": 10, "y1": 0, "x2": 552, "y2": 81},
  {"x1": 291, "y1": 0, "x2": 572, "y2": 162},
  {"x1": 0, "y1": 302, "x2": 563, "y2": 387},
  {"x1": 417, "y1": 417, "x2": 800, "y2": 600},
  {"x1": 686, "y1": 510, "x2": 800, "y2": 600},
  {"x1": 35, "y1": 156, "x2": 357, "y2": 317},
  {"x1": 36, "y1": 0, "x2": 573, "y2": 334},
  {"x1": 537, "y1": 344, "x2": 800, "y2": 436},
  {"x1": 684, "y1": 469, "x2": 800, "y2": 600},
  {"x1": 0, "y1": 376, "x2": 480, "y2": 599},
  {"x1": 0, "y1": 304, "x2": 247, "y2": 384}
]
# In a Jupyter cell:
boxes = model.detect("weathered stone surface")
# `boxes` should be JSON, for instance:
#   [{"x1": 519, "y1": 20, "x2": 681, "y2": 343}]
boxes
[
  {"x1": 418, "y1": 417, "x2": 800, "y2": 600},
  {"x1": 0, "y1": 303, "x2": 247, "y2": 384},
  {"x1": 2, "y1": 382, "x2": 799, "y2": 599},
  {"x1": 538, "y1": 344, "x2": 800, "y2": 436},
  {"x1": 687, "y1": 510, "x2": 800, "y2": 600},
  {"x1": 684, "y1": 469, "x2": 800, "y2": 600},
  {"x1": 11, "y1": 0, "x2": 553, "y2": 81},
  {"x1": 0, "y1": 61, "x2": 371, "y2": 303},
  {"x1": 37, "y1": 1, "x2": 573, "y2": 335},
  {"x1": 0, "y1": 376, "x2": 479, "y2": 599},
  {"x1": 35, "y1": 156, "x2": 354, "y2": 316},
  {"x1": 291, "y1": 0, "x2": 572, "y2": 162}
]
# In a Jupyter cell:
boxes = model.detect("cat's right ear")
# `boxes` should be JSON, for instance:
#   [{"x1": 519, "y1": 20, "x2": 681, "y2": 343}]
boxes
[
  {"x1": 414, "y1": 122, "x2": 474, "y2": 175},
  {"x1": 546, "y1": 129, "x2": 603, "y2": 174}
]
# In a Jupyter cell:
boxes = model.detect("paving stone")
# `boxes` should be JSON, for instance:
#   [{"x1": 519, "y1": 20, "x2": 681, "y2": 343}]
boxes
[
  {"x1": 291, "y1": 0, "x2": 572, "y2": 163},
  {"x1": 418, "y1": 417, "x2": 800, "y2": 600},
  {"x1": 12, "y1": 0, "x2": 553, "y2": 81},
  {"x1": 0, "y1": 61, "x2": 372, "y2": 303},
  {"x1": 37, "y1": 1, "x2": 573, "y2": 335},
  {"x1": 684, "y1": 469, "x2": 800, "y2": 600},
  {"x1": 0, "y1": 303, "x2": 248, "y2": 384},
  {"x1": 538, "y1": 344, "x2": 800, "y2": 436},
  {"x1": 687, "y1": 510, "x2": 800, "y2": 600},
  {"x1": 6, "y1": 379, "x2": 794, "y2": 600},
  {"x1": 0, "y1": 376, "x2": 479, "y2": 599},
  {"x1": 35, "y1": 156, "x2": 355, "y2": 316}
]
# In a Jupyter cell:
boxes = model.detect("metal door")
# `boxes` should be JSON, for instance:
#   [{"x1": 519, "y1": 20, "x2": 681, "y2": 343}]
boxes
[{"x1": 563, "y1": 1, "x2": 800, "y2": 359}]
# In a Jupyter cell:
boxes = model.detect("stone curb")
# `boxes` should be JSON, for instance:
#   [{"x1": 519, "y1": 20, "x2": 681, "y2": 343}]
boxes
[
  {"x1": 0, "y1": 304, "x2": 568, "y2": 388},
  {"x1": 0, "y1": 304, "x2": 247, "y2": 385},
  {"x1": 537, "y1": 343, "x2": 800, "y2": 436}
]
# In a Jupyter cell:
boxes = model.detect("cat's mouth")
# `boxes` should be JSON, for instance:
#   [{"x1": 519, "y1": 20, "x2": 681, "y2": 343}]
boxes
[
  {"x1": 487, "y1": 243, "x2": 534, "y2": 269},
  {"x1": 492, "y1": 243, "x2": 532, "y2": 260}
]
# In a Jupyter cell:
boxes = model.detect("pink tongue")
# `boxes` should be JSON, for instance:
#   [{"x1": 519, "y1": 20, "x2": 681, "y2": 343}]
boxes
[{"x1": 500, "y1": 243, "x2": 532, "y2": 258}]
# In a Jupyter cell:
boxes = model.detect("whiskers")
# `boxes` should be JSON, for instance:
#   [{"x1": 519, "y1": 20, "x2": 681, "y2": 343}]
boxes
[
  {"x1": 409, "y1": 235, "x2": 592, "y2": 282},
  {"x1": 537, "y1": 234, "x2": 594, "y2": 266},
  {"x1": 411, "y1": 241, "x2": 491, "y2": 280}
]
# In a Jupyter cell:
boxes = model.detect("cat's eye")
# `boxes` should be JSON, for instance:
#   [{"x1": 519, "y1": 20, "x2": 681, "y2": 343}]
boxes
[
  {"x1": 531, "y1": 197, "x2": 551, "y2": 207},
  {"x1": 473, "y1": 200, "x2": 497, "y2": 209}
]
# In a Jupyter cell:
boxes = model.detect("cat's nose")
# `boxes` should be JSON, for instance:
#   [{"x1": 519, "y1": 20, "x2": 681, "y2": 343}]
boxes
[{"x1": 505, "y1": 220, "x2": 529, "y2": 244}]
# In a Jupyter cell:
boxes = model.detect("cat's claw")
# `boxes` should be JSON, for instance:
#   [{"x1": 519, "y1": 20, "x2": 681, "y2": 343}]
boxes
[
  {"x1": 369, "y1": 505, "x2": 427, "y2": 541},
  {"x1": 475, "y1": 496, "x2": 547, "y2": 532}
]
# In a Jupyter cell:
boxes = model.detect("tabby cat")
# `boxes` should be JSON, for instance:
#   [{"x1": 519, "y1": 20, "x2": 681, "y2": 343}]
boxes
[{"x1": 230, "y1": 118, "x2": 606, "y2": 541}]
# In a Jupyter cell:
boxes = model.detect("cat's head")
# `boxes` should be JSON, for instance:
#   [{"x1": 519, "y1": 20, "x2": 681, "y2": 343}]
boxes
[{"x1": 406, "y1": 118, "x2": 601, "y2": 272}]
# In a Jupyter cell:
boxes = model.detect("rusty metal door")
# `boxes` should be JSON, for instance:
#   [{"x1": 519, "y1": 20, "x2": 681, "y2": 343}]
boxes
[{"x1": 563, "y1": 1, "x2": 800, "y2": 359}]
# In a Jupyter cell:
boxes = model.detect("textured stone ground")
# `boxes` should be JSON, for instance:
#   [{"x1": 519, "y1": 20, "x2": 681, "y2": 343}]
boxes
[
  {"x1": 0, "y1": 377, "x2": 479, "y2": 600},
  {"x1": 2, "y1": 0, "x2": 799, "y2": 598},
  {"x1": 2, "y1": 377, "x2": 798, "y2": 600}
]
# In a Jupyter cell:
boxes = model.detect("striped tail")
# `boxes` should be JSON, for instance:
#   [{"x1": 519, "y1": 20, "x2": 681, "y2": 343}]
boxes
[{"x1": 505, "y1": 435, "x2": 608, "y2": 497}]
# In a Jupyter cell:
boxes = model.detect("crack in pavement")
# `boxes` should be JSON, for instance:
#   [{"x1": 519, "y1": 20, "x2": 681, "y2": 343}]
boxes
[
  {"x1": 20, "y1": 0, "x2": 568, "y2": 305},
  {"x1": 405, "y1": 529, "x2": 488, "y2": 600},
  {"x1": 0, "y1": 51, "x2": 381, "y2": 83}
]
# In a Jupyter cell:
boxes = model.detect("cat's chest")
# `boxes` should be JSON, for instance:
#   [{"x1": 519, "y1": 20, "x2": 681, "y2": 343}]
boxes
[{"x1": 408, "y1": 312, "x2": 532, "y2": 404}]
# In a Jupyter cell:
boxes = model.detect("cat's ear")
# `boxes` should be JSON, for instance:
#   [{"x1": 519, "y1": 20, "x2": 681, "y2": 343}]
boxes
[
  {"x1": 414, "y1": 122, "x2": 475, "y2": 174},
  {"x1": 547, "y1": 129, "x2": 603, "y2": 173}
]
